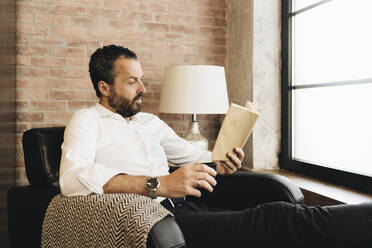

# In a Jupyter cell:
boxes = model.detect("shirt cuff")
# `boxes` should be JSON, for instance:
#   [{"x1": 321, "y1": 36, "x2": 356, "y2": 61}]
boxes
[{"x1": 77, "y1": 164, "x2": 121, "y2": 195}]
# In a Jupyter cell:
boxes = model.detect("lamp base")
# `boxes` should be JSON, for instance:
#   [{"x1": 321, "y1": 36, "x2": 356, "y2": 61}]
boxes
[{"x1": 184, "y1": 121, "x2": 208, "y2": 151}]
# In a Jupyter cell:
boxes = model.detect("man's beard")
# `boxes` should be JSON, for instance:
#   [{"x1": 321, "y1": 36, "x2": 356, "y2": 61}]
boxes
[{"x1": 108, "y1": 88, "x2": 143, "y2": 118}]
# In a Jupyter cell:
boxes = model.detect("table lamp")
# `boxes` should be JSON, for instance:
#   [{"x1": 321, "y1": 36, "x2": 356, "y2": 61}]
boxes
[{"x1": 159, "y1": 65, "x2": 229, "y2": 150}]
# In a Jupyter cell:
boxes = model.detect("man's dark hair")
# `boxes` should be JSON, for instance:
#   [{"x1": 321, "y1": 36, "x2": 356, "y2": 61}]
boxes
[{"x1": 89, "y1": 44, "x2": 137, "y2": 97}]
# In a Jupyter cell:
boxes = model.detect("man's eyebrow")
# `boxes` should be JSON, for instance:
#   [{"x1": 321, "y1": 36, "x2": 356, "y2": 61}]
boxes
[{"x1": 128, "y1": 76, "x2": 144, "y2": 79}]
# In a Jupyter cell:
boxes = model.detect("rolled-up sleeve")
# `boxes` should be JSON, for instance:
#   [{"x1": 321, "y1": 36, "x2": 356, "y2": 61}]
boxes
[
  {"x1": 160, "y1": 120, "x2": 212, "y2": 165},
  {"x1": 59, "y1": 110, "x2": 121, "y2": 196}
]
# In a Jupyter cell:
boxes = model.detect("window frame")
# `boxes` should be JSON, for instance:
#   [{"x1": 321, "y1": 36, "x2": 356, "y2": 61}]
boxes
[{"x1": 280, "y1": 0, "x2": 372, "y2": 194}]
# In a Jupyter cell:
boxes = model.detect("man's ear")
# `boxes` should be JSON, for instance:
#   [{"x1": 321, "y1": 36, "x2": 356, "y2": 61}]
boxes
[{"x1": 98, "y1": 80, "x2": 110, "y2": 97}]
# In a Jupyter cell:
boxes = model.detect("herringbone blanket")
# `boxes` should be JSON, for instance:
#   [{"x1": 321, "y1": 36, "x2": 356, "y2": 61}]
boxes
[{"x1": 42, "y1": 193, "x2": 172, "y2": 248}]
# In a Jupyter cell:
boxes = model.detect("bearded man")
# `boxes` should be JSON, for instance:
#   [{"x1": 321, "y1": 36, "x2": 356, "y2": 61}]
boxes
[{"x1": 59, "y1": 45, "x2": 372, "y2": 248}]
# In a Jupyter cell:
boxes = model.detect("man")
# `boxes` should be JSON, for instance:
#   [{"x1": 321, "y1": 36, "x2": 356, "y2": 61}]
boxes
[{"x1": 60, "y1": 45, "x2": 372, "y2": 248}]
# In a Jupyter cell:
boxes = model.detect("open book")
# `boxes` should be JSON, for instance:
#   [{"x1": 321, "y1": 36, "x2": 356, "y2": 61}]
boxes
[{"x1": 212, "y1": 101, "x2": 260, "y2": 161}]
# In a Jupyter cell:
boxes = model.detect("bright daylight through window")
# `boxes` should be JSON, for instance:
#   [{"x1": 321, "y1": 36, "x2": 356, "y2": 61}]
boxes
[{"x1": 291, "y1": 0, "x2": 372, "y2": 176}]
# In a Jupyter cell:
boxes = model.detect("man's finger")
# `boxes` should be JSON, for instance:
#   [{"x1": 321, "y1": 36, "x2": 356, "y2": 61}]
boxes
[
  {"x1": 195, "y1": 163, "x2": 217, "y2": 176},
  {"x1": 194, "y1": 171, "x2": 217, "y2": 186},
  {"x1": 233, "y1": 147, "x2": 244, "y2": 160},
  {"x1": 221, "y1": 161, "x2": 236, "y2": 172},
  {"x1": 195, "y1": 179, "x2": 214, "y2": 192},
  {"x1": 187, "y1": 187, "x2": 202, "y2": 198},
  {"x1": 227, "y1": 152, "x2": 242, "y2": 169}
]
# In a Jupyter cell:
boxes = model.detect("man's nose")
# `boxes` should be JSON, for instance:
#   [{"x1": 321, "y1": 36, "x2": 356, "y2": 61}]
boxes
[{"x1": 138, "y1": 80, "x2": 147, "y2": 94}]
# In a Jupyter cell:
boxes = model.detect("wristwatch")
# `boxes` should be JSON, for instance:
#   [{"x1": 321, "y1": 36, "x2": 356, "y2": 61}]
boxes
[{"x1": 145, "y1": 177, "x2": 160, "y2": 199}]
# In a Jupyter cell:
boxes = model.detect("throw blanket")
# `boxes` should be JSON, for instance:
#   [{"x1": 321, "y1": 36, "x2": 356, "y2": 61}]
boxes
[{"x1": 42, "y1": 193, "x2": 172, "y2": 248}]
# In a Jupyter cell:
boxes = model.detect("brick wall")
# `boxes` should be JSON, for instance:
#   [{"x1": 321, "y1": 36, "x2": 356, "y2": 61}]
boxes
[{"x1": 16, "y1": 0, "x2": 227, "y2": 185}]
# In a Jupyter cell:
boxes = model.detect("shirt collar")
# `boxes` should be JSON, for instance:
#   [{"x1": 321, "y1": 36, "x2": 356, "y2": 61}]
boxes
[{"x1": 94, "y1": 103, "x2": 141, "y2": 121}]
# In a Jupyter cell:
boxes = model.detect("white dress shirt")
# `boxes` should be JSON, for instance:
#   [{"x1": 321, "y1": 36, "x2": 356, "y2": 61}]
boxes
[{"x1": 59, "y1": 103, "x2": 212, "y2": 198}]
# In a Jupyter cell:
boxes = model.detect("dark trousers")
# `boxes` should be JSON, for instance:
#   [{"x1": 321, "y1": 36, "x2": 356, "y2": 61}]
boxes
[{"x1": 166, "y1": 199, "x2": 372, "y2": 248}]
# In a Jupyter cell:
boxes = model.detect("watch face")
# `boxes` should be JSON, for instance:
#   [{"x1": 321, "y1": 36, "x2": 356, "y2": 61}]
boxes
[{"x1": 146, "y1": 177, "x2": 159, "y2": 189}]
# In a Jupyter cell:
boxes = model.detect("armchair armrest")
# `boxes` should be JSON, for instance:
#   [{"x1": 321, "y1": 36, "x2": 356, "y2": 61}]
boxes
[{"x1": 203, "y1": 171, "x2": 304, "y2": 210}]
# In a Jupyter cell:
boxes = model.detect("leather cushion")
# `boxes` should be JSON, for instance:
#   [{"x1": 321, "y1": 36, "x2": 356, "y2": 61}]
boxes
[{"x1": 22, "y1": 127, "x2": 65, "y2": 187}]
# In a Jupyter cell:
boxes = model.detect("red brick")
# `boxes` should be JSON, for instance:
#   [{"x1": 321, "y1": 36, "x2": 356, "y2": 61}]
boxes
[
  {"x1": 16, "y1": 56, "x2": 30, "y2": 66},
  {"x1": 17, "y1": 3, "x2": 49, "y2": 13},
  {"x1": 50, "y1": 90, "x2": 69, "y2": 100},
  {"x1": 17, "y1": 46, "x2": 48, "y2": 56},
  {"x1": 16, "y1": 112, "x2": 44, "y2": 122},
  {"x1": 68, "y1": 101, "x2": 88, "y2": 110},
  {"x1": 34, "y1": 14, "x2": 71, "y2": 25},
  {"x1": 17, "y1": 13, "x2": 34, "y2": 23},
  {"x1": 159, "y1": 113, "x2": 184, "y2": 121},
  {"x1": 87, "y1": 29, "x2": 120, "y2": 39},
  {"x1": 16, "y1": 34, "x2": 29, "y2": 45},
  {"x1": 68, "y1": 79, "x2": 91, "y2": 89},
  {"x1": 122, "y1": 11, "x2": 153, "y2": 22},
  {"x1": 168, "y1": 4, "x2": 190, "y2": 14},
  {"x1": 86, "y1": 91, "x2": 97, "y2": 100},
  {"x1": 29, "y1": 89, "x2": 50, "y2": 100},
  {"x1": 18, "y1": 67, "x2": 50, "y2": 77},
  {"x1": 18, "y1": 78, "x2": 67, "y2": 89},
  {"x1": 72, "y1": 17, "x2": 105, "y2": 28},
  {"x1": 155, "y1": 14, "x2": 183, "y2": 24},
  {"x1": 16, "y1": 24, "x2": 48, "y2": 35},
  {"x1": 31, "y1": 57, "x2": 66, "y2": 67},
  {"x1": 50, "y1": 48, "x2": 85, "y2": 57},
  {"x1": 30, "y1": 101, "x2": 66, "y2": 111},
  {"x1": 99, "y1": 9, "x2": 121, "y2": 19},
  {"x1": 54, "y1": 6, "x2": 86, "y2": 16},
  {"x1": 44, "y1": 112, "x2": 73, "y2": 123},
  {"x1": 16, "y1": 88, "x2": 30, "y2": 100},
  {"x1": 170, "y1": 24, "x2": 199, "y2": 35},
  {"x1": 102, "y1": 40, "x2": 137, "y2": 50},
  {"x1": 109, "y1": 20, "x2": 137, "y2": 30},
  {"x1": 16, "y1": 101, "x2": 28, "y2": 111},
  {"x1": 104, "y1": 0, "x2": 137, "y2": 9},
  {"x1": 142, "y1": 61, "x2": 165, "y2": 71},
  {"x1": 188, "y1": 0, "x2": 214, "y2": 7},
  {"x1": 67, "y1": 58, "x2": 88, "y2": 67},
  {"x1": 51, "y1": 68, "x2": 87, "y2": 78},
  {"x1": 73, "y1": 0, "x2": 104, "y2": 7},
  {"x1": 137, "y1": 2, "x2": 168, "y2": 12},
  {"x1": 135, "y1": 51, "x2": 152, "y2": 61},
  {"x1": 142, "y1": 23, "x2": 169, "y2": 32},
  {"x1": 170, "y1": 44, "x2": 198, "y2": 53},
  {"x1": 159, "y1": 33, "x2": 183, "y2": 41},
  {"x1": 51, "y1": 26, "x2": 86, "y2": 37},
  {"x1": 67, "y1": 38, "x2": 100, "y2": 47},
  {"x1": 30, "y1": 37, "x2": 64, "y2": 46},
  {"x1": 138, "y1": 41, "x2": 168, "y2": 52}
]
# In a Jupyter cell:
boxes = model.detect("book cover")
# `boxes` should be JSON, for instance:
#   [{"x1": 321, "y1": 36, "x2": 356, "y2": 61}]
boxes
[{"x1": 212, "y1": 101, "x2": 260, "y2": 161}]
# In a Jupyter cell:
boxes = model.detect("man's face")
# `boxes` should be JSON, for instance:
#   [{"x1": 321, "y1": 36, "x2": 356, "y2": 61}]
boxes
[{"x1": 108, "y1": 57, "x2": 146, "y2": 118}]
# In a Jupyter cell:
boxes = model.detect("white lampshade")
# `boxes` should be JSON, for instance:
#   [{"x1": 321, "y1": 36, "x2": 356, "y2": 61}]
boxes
[{"x1": 159, "y1": 65, "x2": 229, "y2": 114}]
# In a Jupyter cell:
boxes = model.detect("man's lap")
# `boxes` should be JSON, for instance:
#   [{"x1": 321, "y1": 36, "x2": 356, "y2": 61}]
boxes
[{"x1": 167, "y1": 200, "x2": 372, "y2": 248}]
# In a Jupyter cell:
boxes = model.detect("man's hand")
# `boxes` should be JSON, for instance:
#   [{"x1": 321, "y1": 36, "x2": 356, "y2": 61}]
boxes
[
  {"x1": 216, "y1": 147, "x2": 244, "y2": 175},
  {"x1": 158, "y1": 164, "x2": 217, "y2": 198}
]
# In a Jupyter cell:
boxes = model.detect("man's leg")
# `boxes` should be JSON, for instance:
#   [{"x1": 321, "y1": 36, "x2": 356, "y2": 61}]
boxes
[{"x1": 172, "y1": 201, "x2": 372, "y2": 248}]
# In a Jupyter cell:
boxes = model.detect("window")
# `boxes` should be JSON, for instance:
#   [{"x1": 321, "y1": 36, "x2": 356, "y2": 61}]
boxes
[{"x1": 281, "y1": 0, "x2": 372, "y2": 193}]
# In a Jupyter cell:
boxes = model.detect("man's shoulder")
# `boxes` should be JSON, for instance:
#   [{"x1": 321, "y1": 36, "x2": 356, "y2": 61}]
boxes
[
  {"x1": 136, "y1": 112, "x2": 161, "y2": 122},
  {"x1": 69, "y1": 105, "x2": 99, "y2": 123}
]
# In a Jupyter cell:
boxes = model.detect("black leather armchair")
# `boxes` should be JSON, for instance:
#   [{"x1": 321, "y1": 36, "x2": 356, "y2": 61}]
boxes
[{"x1": 8, "y1": 127, "x2": 304, "y2": 248}]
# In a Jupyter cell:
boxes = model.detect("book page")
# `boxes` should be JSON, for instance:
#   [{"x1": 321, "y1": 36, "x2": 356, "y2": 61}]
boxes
[{"x1": 212, "y1": 101, "x2": 260, "y2": 161}]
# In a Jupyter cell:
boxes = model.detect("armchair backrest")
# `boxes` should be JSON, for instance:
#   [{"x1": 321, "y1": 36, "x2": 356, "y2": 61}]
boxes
[{"x1": 22, "y1": 127, "x2": 65, "y2": 188}]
